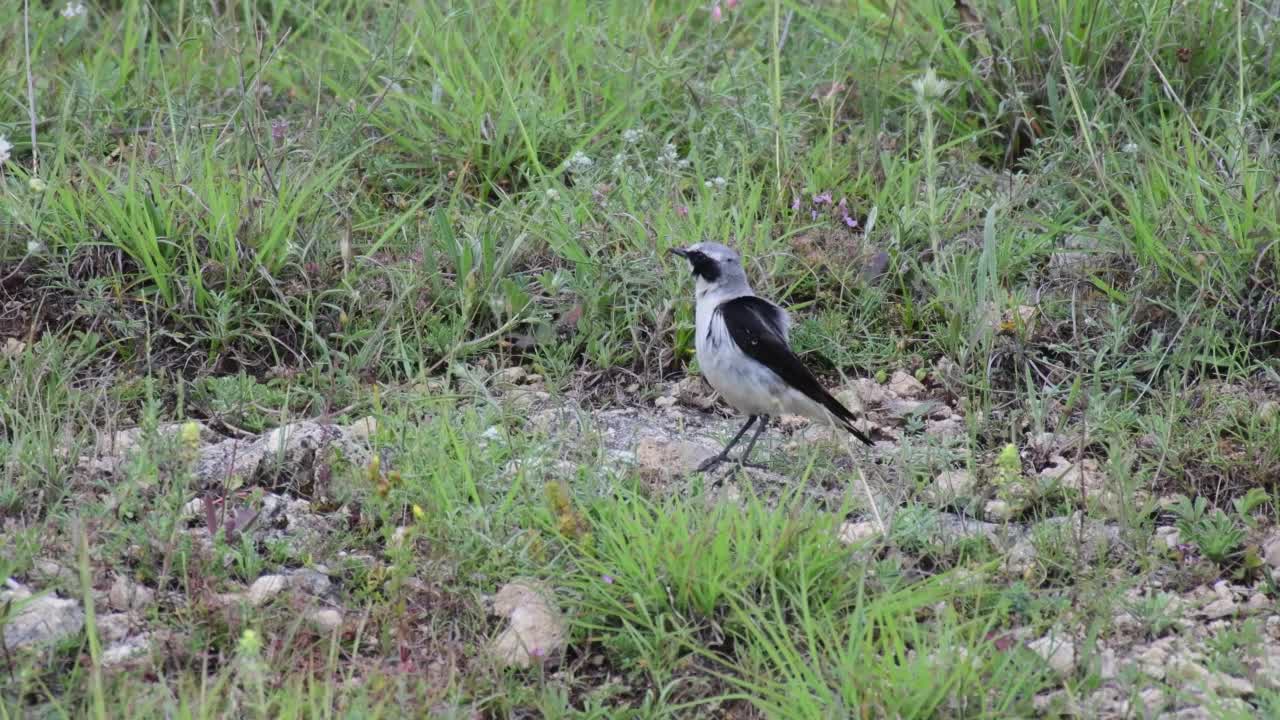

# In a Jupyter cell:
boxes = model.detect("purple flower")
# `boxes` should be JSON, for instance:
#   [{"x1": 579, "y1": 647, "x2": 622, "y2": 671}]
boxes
[
  {"x1": 271, "y1": 118, "x2": 289, "y2": 145},
  {"x1": 791, "y1": 196, "x2": 801, "y2": 211},
  {"x1": 601, "y1": 574, "x2": 614, "y2": 585},
  {"x1": 842, "y1": 214, "x2": 858, "y2": 228},
  {"x1": 813, "y1": 191, "x2": 832, "y2": 205},
  {"x1": 810, "y1": 209, "x2": 819, "y2": 221}
]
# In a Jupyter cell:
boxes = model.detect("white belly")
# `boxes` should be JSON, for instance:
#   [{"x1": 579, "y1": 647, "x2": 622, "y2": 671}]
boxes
[{"x1": 695, "y1": 305, "x2": 829, "y2": 420}]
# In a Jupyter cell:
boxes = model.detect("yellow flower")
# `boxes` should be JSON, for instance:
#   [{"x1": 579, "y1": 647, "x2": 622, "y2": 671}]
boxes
[
  {"x1": 179, "y1": 421, "x2": 202, "y2": 449},
  {"x1": 412, "y1": 504, "x2": 425, "y2": 520},
  {"x1": 28, "y1": 177, "x2": 47, "y2": 192},
  {"x1": 238, "y1": 628, "x2": 261, "y2": 655}
]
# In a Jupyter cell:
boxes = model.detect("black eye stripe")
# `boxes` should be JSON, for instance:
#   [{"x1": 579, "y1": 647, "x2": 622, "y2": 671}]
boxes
[{"x1": 685, "y1": 250, "x2": 722, "y2": 282}]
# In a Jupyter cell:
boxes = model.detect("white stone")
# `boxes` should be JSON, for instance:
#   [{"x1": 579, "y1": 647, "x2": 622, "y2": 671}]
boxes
[
  {"x1": 489, "y1": 580, "x2": 566, "y2": 668},
  {"x1": 837, "y1": 521, "x2": 883, "y2": 546},
  {"x1": 888, "y1": 370, "x2": 925, "y2": 398},
  {"x1": 246, "y1": 575, "x2": 289, "y2": 606},
  {"x1": 926, "y1": 470, "x2": 977, "y2": 505},
  {"x1": 983, "y1": 500, "x2": 1014, "y2": 522},
  {"x1": 306, "y1": 609, "x2": 343, "y2": 632},
  {"x1": 634, "y1": 437, "x2": 716, "y2": 477},
  {"x1": 1200, "y1": 596, "x2": 1237, "y2": 620},
  {"x1": 102, "y1": 634, "x2": 151, "y2": 668},
  {"x1": 107, "y1": 575, "x2": 154, "y2": 612},
  {"x1": 1155, "y1": 525, "x2": 1181, "y2": 549},
  {"x1": 1028, "y1": 631, "x2": 1076, "y2": 675},
  {"x1": 1, "y1": 588, "x2": 84, "y2": 650}
]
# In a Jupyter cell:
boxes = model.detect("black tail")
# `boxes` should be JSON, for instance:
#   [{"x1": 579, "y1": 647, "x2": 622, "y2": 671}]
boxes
[{"x1": 820, "y1": 391, "x2": 874, "y2": 446}]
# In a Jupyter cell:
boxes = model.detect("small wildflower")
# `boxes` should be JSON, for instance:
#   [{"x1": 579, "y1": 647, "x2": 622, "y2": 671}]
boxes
[
  {"x1": 704, "y1": 176, "x2": 727, "y2": 190},
  {"x1": 61, "y1": 1, "x2": 86, "y2": 18},
  {"x1": 711, "y1": 3, "x2": 722, "y2": 21},
  {"x1": 601, "y1": 574, "x2": 614, "y2": 585},
  {"x1": 660, "y1": 143, "x2": 679, "y2": 163},
  {"x1": 621, "y1": 128, "x2": 643, "y2": 144},
  {"x1": 676, "y1": 158, "x2": 691, "y2": 169},
  {"x1": 911, "y1": 68, "x2": 952, "y2": 104},
  {"x1": 675, "y1": 205, "x2": 689, "y2": 218},
  {"x1": 238, "y1": 628, "x2": 262, "y2": 655},
  {"x1": 568, "y1": 150, "x2": 593, "y2": 171},
  {"x1": 1122, "y1": 142, "x2": 1138, "y2": 154},
  {"x1": 725, "y1": 0, "x2": 738, "y2": 7},
  {"x1": 611, "y1": 153, "x2": 627, "y2": 173},
  {"x1": 791, "y1": 196, "x2": 801, "y2": 211},
  {"x1": 545, "y1": 188, "x2": 560, "y2": 200},
  {"x1": 179, "y1": 421, "x2": 202, "y2": 449},
  {"x1": 412, "y1": 504, "x2": 426, "y2": 520},
  {"x1": 26, "y1": 240, "x2": 45, "y2": 255},
  {"x1": 270, "y1": 118, "x2": 288, "y2": 145},
  {"x1": 813, "y1": 191, "x2": 832, "y2": 205},
  {"x1": 0, "y1": 136, "x2": 11, "y2": 164},
  {"x1": 28, "y1": 177, "x2": 47, "y2": 192}
]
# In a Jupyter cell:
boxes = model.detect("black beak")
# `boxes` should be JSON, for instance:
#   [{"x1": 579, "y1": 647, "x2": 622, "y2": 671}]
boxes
[{"x1": 668, "y1": 247, "x2": 688, "y2": 258}]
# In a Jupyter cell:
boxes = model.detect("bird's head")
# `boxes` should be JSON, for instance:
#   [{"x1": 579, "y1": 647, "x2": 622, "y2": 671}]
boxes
[{"x1": 668, "y1": 242, "x2": 750, "y2": 297}]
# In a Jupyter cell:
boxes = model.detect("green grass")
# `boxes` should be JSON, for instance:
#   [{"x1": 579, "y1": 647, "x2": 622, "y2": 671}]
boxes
[{"x1": 3, "y1": 0, "x2": 1280, "y2": 716}]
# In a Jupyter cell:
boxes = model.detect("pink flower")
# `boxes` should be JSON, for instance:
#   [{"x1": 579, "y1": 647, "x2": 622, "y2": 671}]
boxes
[
  {"x1": 675, "y1": 205, "x2": 689, "y2": 218},
  {"x1": 711, "y1": 3, "x2": 722, "y2": 21},
  {"x1": 601, "y1": 574, "x2": 614, "y2": 584},
  {"x1": 725, "y1": 0, "x2": 738, "y2": 7}
]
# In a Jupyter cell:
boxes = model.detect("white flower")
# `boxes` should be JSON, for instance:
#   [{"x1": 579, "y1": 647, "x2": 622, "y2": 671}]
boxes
[
  {"x1": 660, "y1": 143, "x2": 679, "y2": 163},
  {"x1": 911, "y1": 68, "x2": 952, "y2": 103},
  {"x1": 26, "y1": 240, "x2": 46, "y2": 255},
  {"x1": 568, "y1": 150, "x2": 593, "y2": 171},
  {"x1": 28, "y1": 177, "x2": 47, "y2": 192},
  {"x1": 61, "y1": 1, "x2": 86, "y2": 18},
  {"x1": 704, "y1": 176, "x2": 727, "y2": 190},
  {"x1": 622, "y1": 128, "x2": 643, "y2": 144},
  {"x1": 0, "y1": 135, "x2": 11, "y2": 164},
  {"x1": 676, "y1": 158, "x2": 691, "y2": 169},
  {"x1": 1122, "y1": 142, "x2": 1138, "y2": 154},
  {"x1": 545, "y1": 188, "x2": 559, "y2": 200}
]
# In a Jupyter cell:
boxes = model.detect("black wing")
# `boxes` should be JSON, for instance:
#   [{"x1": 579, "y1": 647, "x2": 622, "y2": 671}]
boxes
[{"x1": 717, "y1": 296, "x2": 873, "y2": 446}]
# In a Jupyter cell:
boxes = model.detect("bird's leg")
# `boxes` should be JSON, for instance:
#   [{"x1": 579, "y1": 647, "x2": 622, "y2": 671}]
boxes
[
  {"x1": 734, "y1": 415, "x2": 771, "y2": 469},
  {"x1": 697, "y1": 415, "x2": 758, "y2": 472}
]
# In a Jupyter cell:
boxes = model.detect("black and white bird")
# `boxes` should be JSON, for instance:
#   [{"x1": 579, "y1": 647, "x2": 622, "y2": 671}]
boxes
[{"x1": 669, "y1": 242, "x2": 873, "y2": 472}]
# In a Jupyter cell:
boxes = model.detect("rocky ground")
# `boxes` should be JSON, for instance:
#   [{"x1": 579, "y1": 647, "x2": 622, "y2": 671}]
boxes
[{"x1": 5, "y1": 367, "x2": 1280, "y2": 717}]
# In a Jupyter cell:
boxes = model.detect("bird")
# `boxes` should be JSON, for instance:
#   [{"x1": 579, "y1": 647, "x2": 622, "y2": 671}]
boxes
[{"x1": 668, "y1": 242, "x2": 873, "y2": 472}]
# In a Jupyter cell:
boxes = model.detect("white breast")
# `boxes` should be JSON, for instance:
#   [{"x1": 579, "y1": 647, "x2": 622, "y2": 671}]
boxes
[
  {"x1": 694, "y1": 294, "x2": 788, "y2": 416},
  {"x1": 693, "y1": 293, "x2": 832, "y2": 421}
]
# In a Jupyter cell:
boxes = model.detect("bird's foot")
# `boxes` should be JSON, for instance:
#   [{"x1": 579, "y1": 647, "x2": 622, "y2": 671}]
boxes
[
  {"x1": 696, "y1": 454, "x2": 731, "y2": 473},
  {"x1": 696, "y1": 457, "x2": 767, "y2": 474}
]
